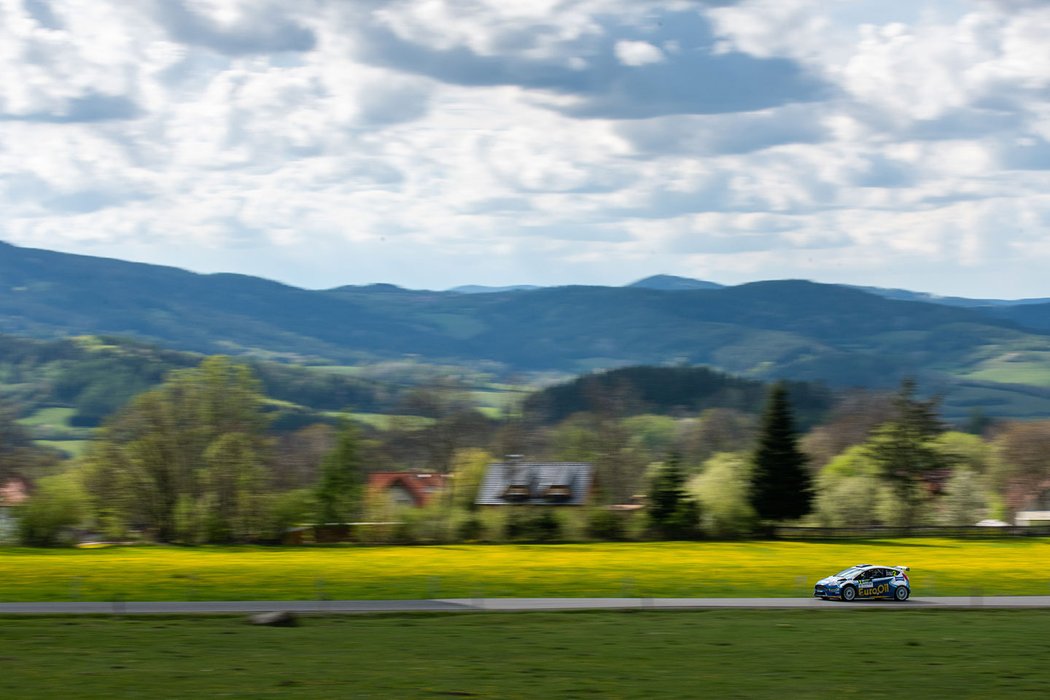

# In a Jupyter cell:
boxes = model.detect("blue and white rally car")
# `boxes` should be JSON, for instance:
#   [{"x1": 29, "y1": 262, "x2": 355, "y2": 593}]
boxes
[{"x1": 814, "y1": 564, "x2": 911, "y2": 602}]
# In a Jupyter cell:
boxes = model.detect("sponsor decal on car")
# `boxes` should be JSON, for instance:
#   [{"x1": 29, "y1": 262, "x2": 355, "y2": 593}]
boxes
[{"x1": 859, "y1": 583, "x2": 890, "y2": 597}]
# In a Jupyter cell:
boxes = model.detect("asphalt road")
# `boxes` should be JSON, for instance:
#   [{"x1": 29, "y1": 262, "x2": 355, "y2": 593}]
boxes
[{"x1": 3, "y1": 596, "x2": 1050, "y2": 614}]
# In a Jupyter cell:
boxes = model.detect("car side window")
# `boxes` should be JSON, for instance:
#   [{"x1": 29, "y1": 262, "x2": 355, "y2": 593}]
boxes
[{"x1": 870, "y1": 568, "x2": 886, "y2": 578}]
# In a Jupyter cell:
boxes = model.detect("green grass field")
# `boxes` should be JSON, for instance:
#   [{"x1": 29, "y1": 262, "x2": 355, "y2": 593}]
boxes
[
  {"x1": 35, "y1": 439, "x2": 91, "y2": 459},
  {"x1": 962, "y1": 350, "x2": 1050, "y2": 388},
  {"x1": 14, "y1": 407, "x2": 93, "y2": 459},
  {"x1": 15, "y1": 407, "x2": 76, "y2": 427},
  {"x1": 2, "y1": 539, "x2": 1049, "y2": 602},
  {"x1": 1, "y1": 610, "x2": 1048, "y2": 698}
]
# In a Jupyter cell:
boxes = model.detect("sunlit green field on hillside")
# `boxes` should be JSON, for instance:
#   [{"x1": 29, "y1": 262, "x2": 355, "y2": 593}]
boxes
[
  {"x1": 960, "y1": 350, "x2": 1050, "y2": 387},
  {"x1": 15, "y1": 407, "x2": 76, "y2": 427},
  {"x1": 2, "y1": 539, "x2": 1049, "y2": 602},
  {"x1": 2, "y1": 610, "x2": 1050, "y2": 699}
]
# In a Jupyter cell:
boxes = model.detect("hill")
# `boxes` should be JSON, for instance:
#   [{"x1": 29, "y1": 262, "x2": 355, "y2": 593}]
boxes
[
  {"x1": 3, "y1": 242, "x2": 1050, "y2": 419},
  {"x1": 523, "y1": 365, "x2": 833, "y2": 427},
  {"x1": 0, "y1": 334, "x2": 410, "y2": 447},
  {"x1": 626, "y1": 275, "x2": 725, "y2": 291},
  {"x1": 987, "y1": 302, "x2": 1050, "y2": 332}
]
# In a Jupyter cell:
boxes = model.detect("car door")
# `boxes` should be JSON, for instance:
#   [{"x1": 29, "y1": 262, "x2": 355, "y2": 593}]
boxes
[
  {"x1": 870, "y1": 568, "x2": 893, "y2": 598},
  {"x1": 855, "y1": 569, "x2": 876, "y2": 597}
]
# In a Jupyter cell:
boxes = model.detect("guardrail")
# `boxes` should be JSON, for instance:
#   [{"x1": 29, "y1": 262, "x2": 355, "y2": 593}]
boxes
[{"x1": 773, "y1": 525, "x2": 1050, "y2": 539}]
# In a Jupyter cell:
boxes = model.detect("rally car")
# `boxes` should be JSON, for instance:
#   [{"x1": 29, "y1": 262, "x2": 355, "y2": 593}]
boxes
[{"x1": 814, "y1": 564, "x2": 911, "y2": 602}]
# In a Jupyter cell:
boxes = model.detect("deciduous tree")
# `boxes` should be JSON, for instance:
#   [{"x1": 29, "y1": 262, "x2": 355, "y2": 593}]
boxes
[
  {"x1": 316, "y1": 422, "x2": 364, "y2": 524},
  {"x1": 85, "y1": 356, "x2": 271, "y2": 543},
  {"x1": 863, "y1": 379, "x2": 946, "y2": 526}
]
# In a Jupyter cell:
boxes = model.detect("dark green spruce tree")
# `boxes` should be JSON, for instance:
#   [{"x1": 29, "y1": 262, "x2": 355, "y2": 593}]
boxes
[
  {"x1": 750, "y1": 383, "x2": 812, "y2": 522},
  {"x1": 647, "y1": 452, "x2": 701, "y2": 539}
]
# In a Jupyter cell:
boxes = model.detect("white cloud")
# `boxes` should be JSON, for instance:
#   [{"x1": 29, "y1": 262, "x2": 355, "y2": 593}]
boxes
[
  {"x1": 614, "y1": 40, "x2": 665, "y2": 66},
  {"x1": 0, "y1": 0, "x2": 1049, "y2": 296}
]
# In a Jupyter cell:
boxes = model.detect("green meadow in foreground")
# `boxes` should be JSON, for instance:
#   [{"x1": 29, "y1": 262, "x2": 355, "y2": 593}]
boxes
[
  {"x1": 2, "y1": 539, "x2": 1049, "y2": 602},
  {"x1": 2, "y1": 610, "x2": 1049, "y2": 699}
]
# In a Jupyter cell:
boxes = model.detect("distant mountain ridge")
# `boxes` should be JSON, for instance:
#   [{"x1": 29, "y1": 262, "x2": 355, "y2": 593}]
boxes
[
  {"x1": 3, "y1": 241, "x2": 1050, "y2": 419},
  {"x1": 448, "y1": 284, "x2": 544, "y2": 294},
  {"x1": 844, "y1": 284, "x2": 1050, "y2": 308},
  {"x1": 626, "y1": 275, "x2": 725, "y2": 291}
]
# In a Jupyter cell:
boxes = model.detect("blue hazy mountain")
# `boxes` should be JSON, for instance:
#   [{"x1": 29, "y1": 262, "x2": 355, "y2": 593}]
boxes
[{"x1": 2, "y1": 241, "x2": 1050, "y2": 418}]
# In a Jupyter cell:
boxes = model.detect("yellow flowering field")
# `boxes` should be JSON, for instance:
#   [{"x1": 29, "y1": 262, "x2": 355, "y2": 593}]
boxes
[{"x1": 1, "y1": 539, "x2": 1048, "y2": 602}]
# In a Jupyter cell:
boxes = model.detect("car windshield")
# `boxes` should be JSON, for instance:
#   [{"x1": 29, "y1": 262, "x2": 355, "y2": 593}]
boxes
[{"x1": 834, "y1": 567, "x2": 866, "y2": 578}]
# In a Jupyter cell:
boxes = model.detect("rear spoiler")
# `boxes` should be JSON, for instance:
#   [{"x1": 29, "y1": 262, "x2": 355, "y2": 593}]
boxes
[{"x1": 895, "y1": 566, "x2": 911, "y2": 571}]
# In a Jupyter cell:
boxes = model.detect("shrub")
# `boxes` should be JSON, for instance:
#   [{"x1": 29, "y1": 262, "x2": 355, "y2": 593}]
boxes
[
  {"x1": 394, "y1": 505, "x2": 458, "y2": 545},
  {"x1": 586, "y1": 508, "x2": 629, "y2": 541},
  {"x1": 505, "y1": 508, "x2": 562, "y2": 543},
  {"x1": 263, "y1": 489, "x2": 317, "y2": 543},
  {"x1": 18, "y1": 473, "x2": 88, "y2": 547},
  {"x1": 457, "y1": 515, "x2": 484, "y2": 542}
]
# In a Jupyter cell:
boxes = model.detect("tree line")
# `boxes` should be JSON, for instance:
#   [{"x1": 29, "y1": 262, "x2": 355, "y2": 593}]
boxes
[{"x1": 6, "y1": 357, "x2": 1050, "y2": 546}]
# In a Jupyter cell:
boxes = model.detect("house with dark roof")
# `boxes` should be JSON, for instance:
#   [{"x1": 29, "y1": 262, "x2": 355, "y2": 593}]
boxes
[
  {"x1": 367, "y1": 471, "x2": 449, "y2": 508},
  {"x1": 475, "y1": 459, "x2": 593, "y2": 506}
]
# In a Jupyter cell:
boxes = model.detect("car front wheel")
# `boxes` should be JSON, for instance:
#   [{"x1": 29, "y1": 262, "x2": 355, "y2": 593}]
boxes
[
  {"x1": 894, "y1": 586, "x2": 910, "y2": 601},
  {"x1": 841, "y1": 586, "x2": 857, "y2": 602}
]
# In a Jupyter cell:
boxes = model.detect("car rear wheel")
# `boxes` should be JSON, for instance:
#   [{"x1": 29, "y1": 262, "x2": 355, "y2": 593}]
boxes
[
  {"x1": 894, "y1": 586, "x2": 910, "y2": 601},
  {"x1": 841, "y1": 586, "x2": 857, "y2": 602}
]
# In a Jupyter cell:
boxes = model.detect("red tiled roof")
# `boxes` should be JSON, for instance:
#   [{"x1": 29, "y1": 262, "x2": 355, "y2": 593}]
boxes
[{"x1": 367, "y1": 472, "x2": 449, "y2": 507}]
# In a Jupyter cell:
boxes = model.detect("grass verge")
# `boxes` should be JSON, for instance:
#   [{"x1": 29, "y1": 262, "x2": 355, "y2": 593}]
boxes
[{"x1": 1, "y1": 609, "x2": 1048, "y2": 698}]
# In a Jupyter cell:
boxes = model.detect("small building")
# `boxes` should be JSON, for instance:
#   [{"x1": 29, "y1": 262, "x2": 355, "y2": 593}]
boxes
[
  {"x1": 0, "y1": 476, "x2": 30, "y2": 543},
  {"x1": 475, "y1": 459, "x2": 593, "y2": 506},
  {"x1": 1014, "y1": 484, "x2": 1050, "y2": 526},
  {"x1": 367, "y1": 471, "x2": 449, "y2": 508}
]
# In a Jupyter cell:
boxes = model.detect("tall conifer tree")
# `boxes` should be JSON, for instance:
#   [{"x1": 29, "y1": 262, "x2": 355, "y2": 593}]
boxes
[
  {"x1": 750, "y1": 382, "x2": 811, "y2": 521},
  {"x1": 647, "y1": 452, "x2": 701, "y2": 539}
]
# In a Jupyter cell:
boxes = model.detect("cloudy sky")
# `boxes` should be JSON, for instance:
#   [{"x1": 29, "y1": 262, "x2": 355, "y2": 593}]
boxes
[{"x1": 1, "y1": 0, "x2": 1049, "y2": 297}]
